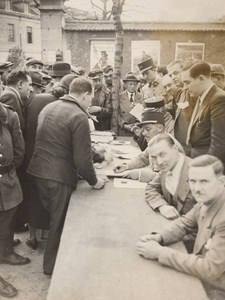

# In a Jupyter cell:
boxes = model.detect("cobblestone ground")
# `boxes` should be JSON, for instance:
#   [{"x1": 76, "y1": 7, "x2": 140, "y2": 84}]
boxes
[{"x1": 1, "y1": 230, "x2": 50, "y2": 300}]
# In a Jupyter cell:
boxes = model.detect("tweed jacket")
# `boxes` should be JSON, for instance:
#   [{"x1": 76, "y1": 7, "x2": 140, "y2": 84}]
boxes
[
  {"x1": 27, "y1": 95, "x2": 97, "y2": 188},
  {"x1": 0, "y1": 87, "x2": 25, "y2": 133},
  {"x1": 0, "y1": 103, "x2": 24, "y2": 211},
  {"x1": 118, "y1": 90, "x2": 142, "y2": 136},
  {"x1": 145, "y1": 156, "x2": 196, "y2": 215},
  {"x1": 189, "y1": 84, "x2": 225, "y2": 165},
  {"x1": 157, "y1": 189, "x2": 225, "y2": 291}
]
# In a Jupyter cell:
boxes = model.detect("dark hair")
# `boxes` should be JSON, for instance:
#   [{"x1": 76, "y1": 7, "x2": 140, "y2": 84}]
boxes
[
  {"x1": 183, "y1": 61, "x2": 211, "y2": 79},
  {"x1": 6, "y1": 68, "x2": 30, "y2": 86},
  {"x1": 69, "y1": 76, "x2": 93, "y2": 95},
  {"x1": 190, "y1": 155, "x2": 224, "y2": 176},
  {"x1": 52, "y1": 86, "x2": 67, "y2": 98},
  {"x1": 148, "y1": 133, "x2": 175, "y2": 148}
]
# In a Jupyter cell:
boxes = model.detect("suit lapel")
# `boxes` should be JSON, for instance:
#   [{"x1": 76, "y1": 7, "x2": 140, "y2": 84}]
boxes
[{"x1": 194, "y1": 190, "x2": 225, "y2": 254}]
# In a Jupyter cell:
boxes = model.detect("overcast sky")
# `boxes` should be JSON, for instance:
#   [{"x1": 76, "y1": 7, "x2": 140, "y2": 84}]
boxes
[{"x1": 65, "y1": 0, "x2": 225, "y2": 22}]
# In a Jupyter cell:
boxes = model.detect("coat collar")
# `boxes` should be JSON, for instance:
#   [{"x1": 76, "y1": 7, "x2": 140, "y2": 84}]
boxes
[
  {"x1": 194, "y1": 188, "x2": 225, "y2": 254},
  {"x1": 0, "y1": 103, "x2": 8, "y2": 124},
  {"x1": 60, "y1": 94, "x2": 90, "y2": 118}
]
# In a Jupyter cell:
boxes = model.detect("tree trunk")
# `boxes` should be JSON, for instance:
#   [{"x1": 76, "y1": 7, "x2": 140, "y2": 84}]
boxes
[{"x1": 111, "y1": 0, "x2": 124, "y2": 135}]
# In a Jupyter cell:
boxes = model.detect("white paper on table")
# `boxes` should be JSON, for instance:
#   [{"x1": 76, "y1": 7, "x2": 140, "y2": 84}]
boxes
[
  {"x1": 129, "y1": 103, "x2": 143, "y2": 121},
  {"x1": 113, "y1": 178, "x2": 146, "y2": 189}
]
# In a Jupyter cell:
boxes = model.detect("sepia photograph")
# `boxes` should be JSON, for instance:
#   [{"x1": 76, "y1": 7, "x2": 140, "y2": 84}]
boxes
[{"x1": 0, "y1": 0, "x2": 225, "y2": 300}]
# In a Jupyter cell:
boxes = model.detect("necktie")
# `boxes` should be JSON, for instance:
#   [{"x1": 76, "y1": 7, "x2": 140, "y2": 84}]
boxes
[
  {"x1": 186, "y1": 97, "x2": 201, "y2": 145},
  {"x1": 130, "y1": 93, "x2": 133, "y2": 102}
]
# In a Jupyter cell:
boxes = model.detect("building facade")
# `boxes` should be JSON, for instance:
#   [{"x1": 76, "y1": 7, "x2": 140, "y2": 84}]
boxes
[{"x1": 0, "y1": 0, "x2": 41, "y2": 61}]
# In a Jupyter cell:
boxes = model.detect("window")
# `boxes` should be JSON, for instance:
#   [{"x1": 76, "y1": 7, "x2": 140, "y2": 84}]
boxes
[
  {"x1": 27, "y1": 26, "x2": 33, "y2": 44},
  {"x1": 8, "y1": 24, "x2": 15, "y2": 42}
]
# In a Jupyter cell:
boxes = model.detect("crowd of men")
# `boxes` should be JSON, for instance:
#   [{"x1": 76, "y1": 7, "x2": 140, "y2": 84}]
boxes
[{"x1": 0, "y1": 55, "x2": 225, "y2": 299}]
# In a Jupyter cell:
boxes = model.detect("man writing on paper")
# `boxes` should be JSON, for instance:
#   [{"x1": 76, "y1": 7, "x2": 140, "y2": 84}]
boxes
[{"x1": 137, "y1": 155, "x2": 225, "y2": 300}]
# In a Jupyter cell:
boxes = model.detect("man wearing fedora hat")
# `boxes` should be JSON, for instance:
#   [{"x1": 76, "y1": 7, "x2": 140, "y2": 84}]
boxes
[
  {"x1": 45, "y1": 62, "x2": 71, "y2": 94},
  {"x1": 210, "y1": 64, "x2": 225, "y2": 91},
  {"x1": 138, "y1": 58, "x2": 165, "y2": 102},
  {"x1": 118, "y1": 72, "x2": 142, "y2": 136},
  {"x1": 88, "y1": 69, "x2": 112, "y2": 131},
  {"x1": 29, "y1": 71, "x2": 45, "y2": 96},
  {"x1": 115, "y1": 110, "x2": 182, "y2": 182}
]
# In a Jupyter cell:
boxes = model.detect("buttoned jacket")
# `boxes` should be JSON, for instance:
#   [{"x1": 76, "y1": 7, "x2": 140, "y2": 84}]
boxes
[
  {"x1": 118, "y1": 90, "x2": 142, "y2": 136},
  {"x1": 158, "y1": 190, "x2": 225, "y2": 291},
  {"x1": 145, "y1": 156, "x2": 196, "y2": 215},
  {"x1": 189, "y1": 84, "x2": 225, "y2": 165},
  {"x1": 0, "y1": 103, "x2": 24, "y2": 211}
]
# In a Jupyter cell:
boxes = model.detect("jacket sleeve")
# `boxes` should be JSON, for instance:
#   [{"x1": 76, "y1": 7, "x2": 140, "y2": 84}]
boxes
[
  {"x1": 208, "y1": 96, "x2": 225, "y2": 161},
  {"x1": 127, "y1": 148, "x2": 150, "y2": 169},
  {"x1": 9, "y1": 110, "x2": 25, "y2": 168},
  {"x1": 71, "y1": 113, "x2": 97, "y2": 186},
  {"x1": 158, "y1": 222, "x2": 225, "y2": 289}
]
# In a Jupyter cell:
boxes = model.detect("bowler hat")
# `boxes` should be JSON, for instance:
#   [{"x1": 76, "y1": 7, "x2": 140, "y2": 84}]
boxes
[
  {"x1": 51, "y1": 62, "x2": 71, "y2": 78},
  {"x1": 138, "y1": 58, "x2": 156, "y2": 73},
  {"x1": 26, "y1": 58, "x2": 44, "y2": 67},
  {"x1": 123, "y1": 73, "x2": 140, "y2": 82},
  {"x1": 29, "y1": 71, "x2": 44, "y2": 87},
  {"x1": 136, "y1": 110, "x2": 165, "y2": 127},
  {"x1": 60, "y1": 74, "x2": 79, "y2": 92},
  {"x1": 144, "y1": 96, "x2": 165, "y2": 108},
  {"x1": 210, "y1": 64, "x2": 225, "y2": 76},
  {"x1": 88, "y1": 69, "x2": 103, "y2": 80}
]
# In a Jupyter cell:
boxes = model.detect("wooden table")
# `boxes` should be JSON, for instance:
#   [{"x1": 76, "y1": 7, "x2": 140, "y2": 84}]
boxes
[{"x1": 47, "y1": 141, "x2": 208, "y2": 300}]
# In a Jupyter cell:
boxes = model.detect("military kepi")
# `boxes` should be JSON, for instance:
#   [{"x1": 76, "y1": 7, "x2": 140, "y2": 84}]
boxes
[{"x1": 136, "y1": 110, "x2": 165, "y2": 127}]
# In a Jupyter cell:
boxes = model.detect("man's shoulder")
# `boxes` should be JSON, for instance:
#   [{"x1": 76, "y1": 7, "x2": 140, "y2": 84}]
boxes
[{"x1": 0, "y1": 88, "x2": 18, "y2": 101}]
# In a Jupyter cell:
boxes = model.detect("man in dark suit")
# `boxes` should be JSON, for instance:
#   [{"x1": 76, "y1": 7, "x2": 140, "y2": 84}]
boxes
[
  {"x1": 184, "y1": 61, "x2": 225, "y2": 166},
  {"x1": 0, "y1": 69, "x2": 33, "y2": 134},
  {"x1": 145, "y1": 133, "x2": 196, "y2": 220},
  {"x1": 118, "y1": 73, "x2": 142, "y2": 136},
  {"x1": 138, "y1": 155, "x2": 225, "y2": 300},
  {"x1": 27, "y1": 77, "x2": 105, "y2": 275}
]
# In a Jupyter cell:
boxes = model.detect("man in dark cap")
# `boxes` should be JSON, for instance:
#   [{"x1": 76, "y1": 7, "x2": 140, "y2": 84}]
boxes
[
  {"x1": 29, "y1": 71, "x2": 45, "y2": 96},
  {"x1": 0, "y1": 61, "x2": 14, "y2": 89},
  {"x1": 115, "y1": 110, "x2": 181, "y2": 182},
  {"x1": 118, "y1": 72, "x2": 142, "y2": 136},
  {"x1": 45, "y1": 62, "x2": 71, "y2": 93},
  {"x1": 88, "y1": 69, "x2": 112, "y2": 131},
  {"x1": 138, "y1": 58, "x2": 165, "y2": 101},
  {"x1": 26, "y1": 58, "x2": 44, "y2": 72}
]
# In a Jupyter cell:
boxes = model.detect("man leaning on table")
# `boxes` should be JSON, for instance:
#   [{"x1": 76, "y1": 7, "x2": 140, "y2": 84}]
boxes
[
  {"x1": 145, "y1": 133, "x2": 196, "y2": 220},
  {"x1": 27, "y1": 77, "x2": 105, "y2": 276},
  {"x1": 137, "y1": 155, "x2": 225, "y2": 300}
]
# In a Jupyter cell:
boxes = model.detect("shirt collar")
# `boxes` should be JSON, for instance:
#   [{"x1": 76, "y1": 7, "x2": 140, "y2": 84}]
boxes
[
  {"x1": 167, "y1": 153, "x2": 185, "y2": 177},
  {"x1": 199, "y1": 83, "x2": 214, "y2": 105}
]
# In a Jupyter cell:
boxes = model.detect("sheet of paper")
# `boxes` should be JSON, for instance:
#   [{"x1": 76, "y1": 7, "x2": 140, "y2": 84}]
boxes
[
  {"x1": 129, "y1": 103, "x2": 143, "y2": 121},
  {"x1": 104, "y1": 170, "x2": 126, "y2": 178},
  {"x1": 113, "y1": 178, "x2": 146, "y2": 189}
]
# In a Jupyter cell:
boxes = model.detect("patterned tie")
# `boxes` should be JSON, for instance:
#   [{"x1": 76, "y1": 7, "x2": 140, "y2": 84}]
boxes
[{"x1": 186, "y1": 97, "x2": 201, "y2": 145}]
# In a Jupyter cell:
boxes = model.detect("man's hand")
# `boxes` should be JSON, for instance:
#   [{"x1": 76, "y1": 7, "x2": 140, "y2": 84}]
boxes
[
  {"x1": 137, "y1": 240, "x2": 163, "y2": 260},
  {"x1": 123, "y1": 124, "x2": 132, "y2": 132},
  {"x1": 88, "y1": 106, "x2": 102, "y2": 114},
  {"x1": 92, "y1": 178, "x2": 105, "y2": 190},
  {"x1": 114, "y1": 163, "x2": 128, "y2": 173},
  {"x1": 159, "y1": 205, "x2": 180, "y2": 220},
  {"x1": 122, "y1": 169, "x2": 139, "y2": 180},
  {"x1": 139, "y1": 233, "x2": 162, "y2": 243}
]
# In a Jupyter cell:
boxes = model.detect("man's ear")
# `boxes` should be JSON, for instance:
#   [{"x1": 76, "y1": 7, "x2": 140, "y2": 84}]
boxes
[
  {"x1": 157, "y1": 124, "x2": 164, "y2": 132},
  {"x1": 199, "y1": 75, "x2": 206, "y2": 83},
  {"x1": 17, "y1": 80, "x2": 23, "y2": 90},
  {"x1": 218, "y1": 175, "x2": 225, "y2": 186}
]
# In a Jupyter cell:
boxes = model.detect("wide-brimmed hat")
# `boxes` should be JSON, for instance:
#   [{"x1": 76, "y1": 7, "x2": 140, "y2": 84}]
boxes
[
  {"x1": 136, "y1": 110, "x2": 165, "y2": 127},
  {"x1": 88, "y1": 69, "x2": 103, "y2": 80},
  {"x1": 29, "y1": 71, "x2": 44, "y2": 87},
  {"x1": 51, "y1": 62, "x2": 71, "y2": 78},
  {"x1": 144, "y1": 96, "x2": 165, "y2": 108},
  {"x1": 123, "y1": 73, "x2": 140, "y2": 83},
  {"x1": 210, "y1": 64, "x2": 225, "y2": 76},
  {"x1": 26, "y1": 58, "x2": 44, "y2": 67},
  {"x1": 138, "y1": 57, "x2": 156, "y2": 74}
]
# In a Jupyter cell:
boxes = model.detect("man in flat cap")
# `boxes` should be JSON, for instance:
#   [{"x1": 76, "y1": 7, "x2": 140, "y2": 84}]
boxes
[
  {"x1": 118, "y1": 72, "x2": 142, "y2": 136},
  {"x1": 26, "y1": 58, "x2": 44, "y2": 72},
  {"x1": 138, "y1": 58, "x2": 165, "y2": 102},
  {"x1": 210, "y1": 63, "x2": 225, "y2": 91},
  {"x1": 88, "y1": 69, "x2": 112, "y2": 131}
]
